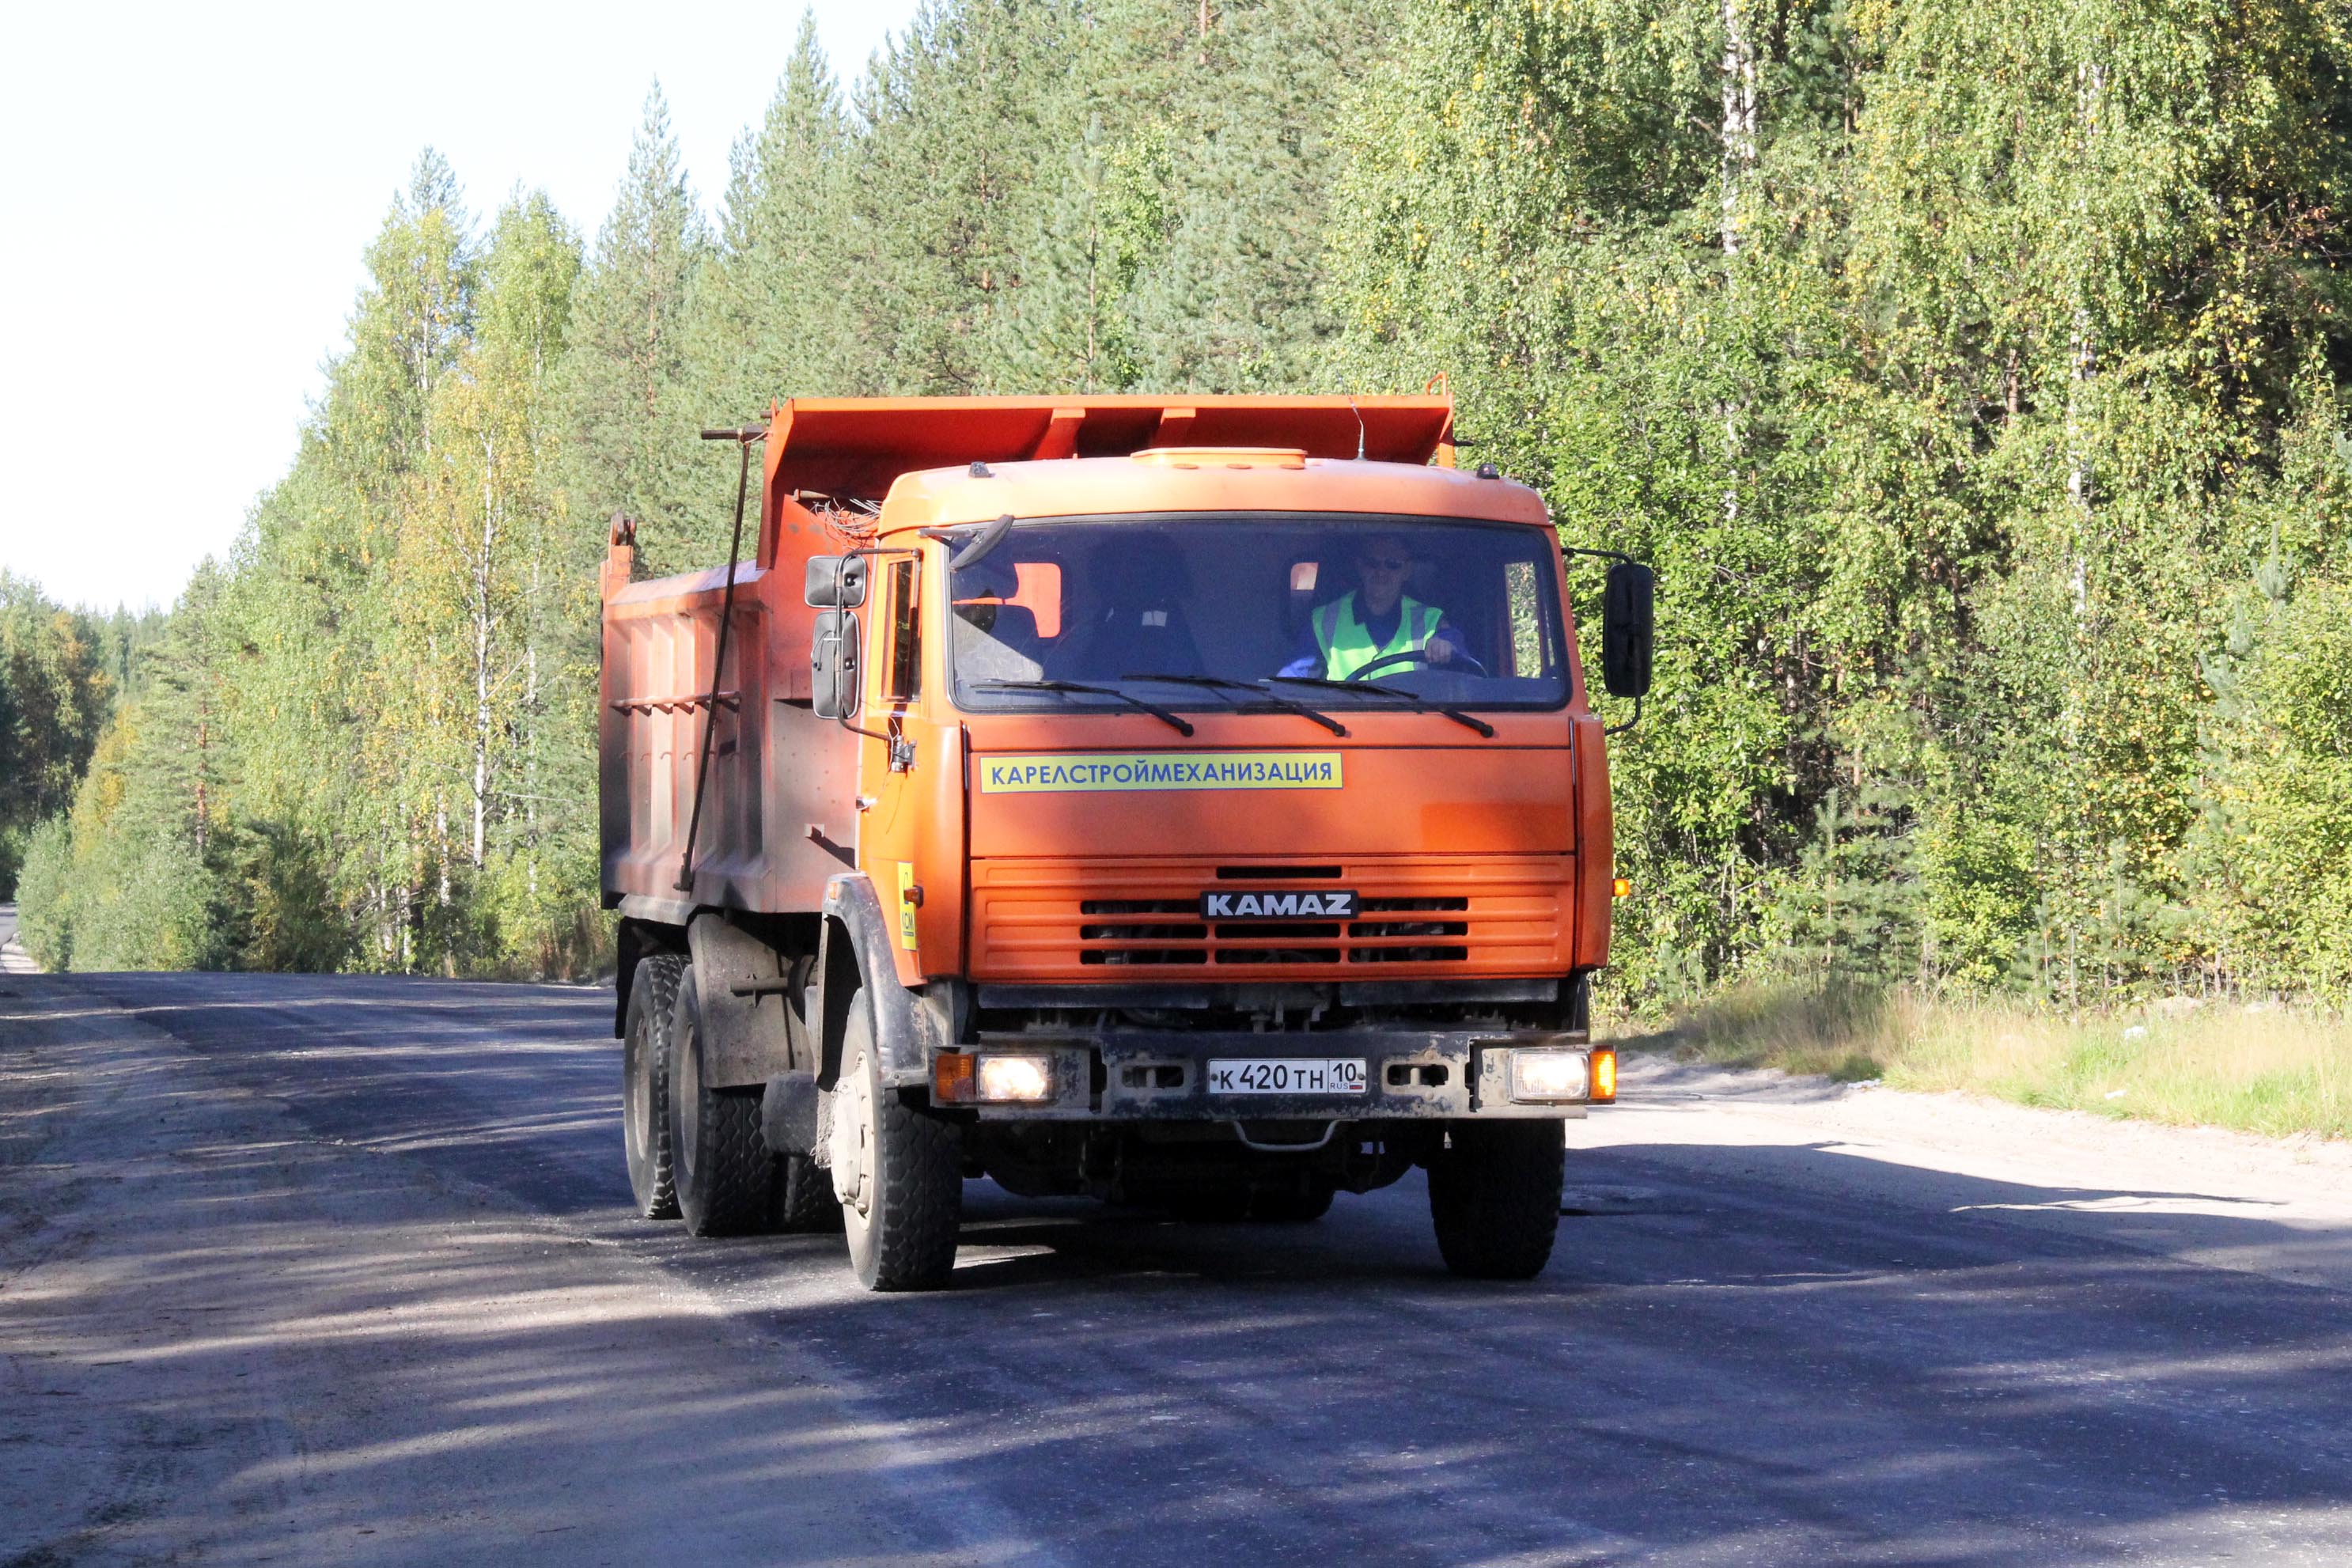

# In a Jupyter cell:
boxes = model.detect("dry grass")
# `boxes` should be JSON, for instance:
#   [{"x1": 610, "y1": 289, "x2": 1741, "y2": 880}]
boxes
[{"x1": 1613, "y1": 983, "x2": 2352, "y2": 1142}]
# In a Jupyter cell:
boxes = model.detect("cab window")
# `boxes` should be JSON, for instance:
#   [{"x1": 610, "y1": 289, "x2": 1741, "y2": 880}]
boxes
[{"x1": 882, "y1": 556, "x2": 920, "y2": 702}]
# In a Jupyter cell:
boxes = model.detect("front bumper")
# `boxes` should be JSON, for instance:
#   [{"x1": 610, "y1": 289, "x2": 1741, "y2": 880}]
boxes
[{"x1": 930, "y1": 1028, "x2": 1600, "y2": 1121}]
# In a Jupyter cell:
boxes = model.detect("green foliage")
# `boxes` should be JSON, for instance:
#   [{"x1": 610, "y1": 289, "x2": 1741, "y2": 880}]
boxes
[
  {"x1": 1329, "y1": 0, "x2": 2352, "y2": 1008},
  {"x1": 0, "y1": 573, "x2": 115, "y2": 895},
  {"x1": 2188, "y1": 567, "x2": 2352, "y2": 998},
  {"x1": 692, "y1": 16, "x2": 862, "y2": 420},
  {"x1": 19, "y1": 0, "x2": 2352, "y2": 1013},
  {"x1": 15, "y1": 2, "x2": 1387, "y2": 977},
  {"x1": 559, "y1": 87, "x2": 710, "y2": 572},
  {"x1": 15, "y1": 694, "x2": 226, "y2": 971}
]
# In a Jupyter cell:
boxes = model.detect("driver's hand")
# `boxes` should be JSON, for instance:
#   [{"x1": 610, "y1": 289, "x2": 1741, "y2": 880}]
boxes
[{"x1": 1425, "y1": 639, "x2": 1452, "y2": 665}]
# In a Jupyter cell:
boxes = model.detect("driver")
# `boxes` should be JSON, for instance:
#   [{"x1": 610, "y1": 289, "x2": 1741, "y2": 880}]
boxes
[{"x1": 1278, "y1": 533, "x2": 1468, "y2": 680}]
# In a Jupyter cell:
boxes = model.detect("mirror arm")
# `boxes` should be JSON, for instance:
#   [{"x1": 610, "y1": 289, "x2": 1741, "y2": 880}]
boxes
[
  {"x1": 1604, "y1": 695, "x2": 1643, "y2": 737},
  {"x1": 835, "y1": 715, "x2": 915, "y2": 772}
]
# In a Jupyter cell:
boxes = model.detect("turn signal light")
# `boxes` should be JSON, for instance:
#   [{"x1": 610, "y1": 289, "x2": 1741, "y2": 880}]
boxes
[
  {"x1": 934, "y1": 1052, "x2": 977, "y2": 1104},
  {"x1": 1612, "y1": 877, "x2": 1632, "y2": 900},
  {"x1": 1590, "y1": 1047, "x2": 1618, "y2": 1103}
]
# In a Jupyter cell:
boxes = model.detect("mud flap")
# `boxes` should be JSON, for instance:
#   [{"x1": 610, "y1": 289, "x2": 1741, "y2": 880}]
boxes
[
  {"x1": 686, "y1": 915, "x2": 801, "y2": 1089},
  {"x1": 761, "y1": 1071, "x2": 822, "y2": 1158}
]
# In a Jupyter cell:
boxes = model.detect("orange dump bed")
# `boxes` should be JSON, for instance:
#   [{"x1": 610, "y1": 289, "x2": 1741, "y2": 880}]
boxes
[{"x1": 756, "y1": 395, "x2": 1456, "y2": 559}]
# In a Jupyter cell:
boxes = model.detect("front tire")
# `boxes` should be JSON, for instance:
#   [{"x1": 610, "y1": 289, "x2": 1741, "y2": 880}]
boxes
[
  {"x1": 829, "y1": 986, "x2": 962, "y2": 1290},
  {"x1": 623, "y1": 953, "x2": 685, "y2": 1220},
  {"x1": 668, "y1": 968, "x2": 776, "y2": 1237},
  {"x1": 1428, "y1": 1121, "x2": 1564, "y2": 1279}
]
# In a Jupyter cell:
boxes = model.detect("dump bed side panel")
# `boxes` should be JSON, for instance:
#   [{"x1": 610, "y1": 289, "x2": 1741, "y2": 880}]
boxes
[{"x1": 600, "y1": 566, "x2": 854, "y2": 916}]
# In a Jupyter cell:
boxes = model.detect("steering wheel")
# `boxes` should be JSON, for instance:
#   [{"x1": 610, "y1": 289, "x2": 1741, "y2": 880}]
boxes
[{"x1": 1347, "y1": 647, "x2": 1489, "y2": 681}]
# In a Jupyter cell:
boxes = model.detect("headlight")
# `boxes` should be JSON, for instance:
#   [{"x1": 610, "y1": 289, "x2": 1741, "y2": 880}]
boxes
[
  {"x1": 1508, "y1": 1048, "x2": 1589, "y2": 1103},
  {"x1": 934, "y1": 1051, "x2": 1059, "y2": 1104},
  {"x1": 976, "y1": 1054, "x2": 1055, "y2": 1103}
]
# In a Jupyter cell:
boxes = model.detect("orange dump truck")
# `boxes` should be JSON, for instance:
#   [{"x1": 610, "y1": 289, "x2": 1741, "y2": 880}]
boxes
[{"x1": 601, "y1": 394, "x2": 1653, "y2": 1290}]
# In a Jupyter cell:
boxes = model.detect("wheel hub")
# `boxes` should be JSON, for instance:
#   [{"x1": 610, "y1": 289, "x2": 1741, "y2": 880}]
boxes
[{"x1": 830, "y1": 1063, "x2": 873, "y2": 1216}]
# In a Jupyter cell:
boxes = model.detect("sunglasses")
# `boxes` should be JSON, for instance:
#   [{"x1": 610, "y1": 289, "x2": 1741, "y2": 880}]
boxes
[{"x1": 1358, "y1": 556, "x2": 1411, "y2": 571}]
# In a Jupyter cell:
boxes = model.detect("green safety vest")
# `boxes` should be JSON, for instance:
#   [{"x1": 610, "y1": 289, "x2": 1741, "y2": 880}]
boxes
[{"x1": 1312, "y1": 593, "x2": 1442, "y2": 680}]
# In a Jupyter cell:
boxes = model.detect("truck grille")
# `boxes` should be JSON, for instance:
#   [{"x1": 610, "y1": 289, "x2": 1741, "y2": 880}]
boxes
[{"x1": 972, "y1": 858, "x2": 1569, "y2": 980}]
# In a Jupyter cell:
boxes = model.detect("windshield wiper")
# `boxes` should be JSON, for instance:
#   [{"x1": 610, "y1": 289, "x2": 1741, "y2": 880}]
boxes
[
  {"x1": 1264, "y1": 675, "x2": 1497, "y2": 739},
  {"x1": 969, "y1": 679, "x2": 1195, "y2": 737},
  {"x1": 1121, "y1": 672, "x2": 1348, "y2": 737}
]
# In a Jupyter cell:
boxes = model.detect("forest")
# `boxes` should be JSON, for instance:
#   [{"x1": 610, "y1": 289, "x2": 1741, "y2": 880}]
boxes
[{"x1": 11, "y1": 0, "x2": 2352, "y2": 1017}]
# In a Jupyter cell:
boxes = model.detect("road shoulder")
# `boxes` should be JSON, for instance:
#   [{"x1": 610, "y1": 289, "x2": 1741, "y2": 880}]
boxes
[{"x1": 1579, "y1": 1053, "x2": 2352, "y2": 1293}]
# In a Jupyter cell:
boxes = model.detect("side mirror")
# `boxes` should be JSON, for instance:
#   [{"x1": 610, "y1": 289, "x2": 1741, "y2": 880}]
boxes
[
  {"x1": 811, "y1": 609, "x2": 861, "y2": 719},
  {"x1": 805, "y1": 555, "x2": 869, "y2": 609},
  {"x1": 1601, "y1": 562, "x2": 1654, "y2": 699}
]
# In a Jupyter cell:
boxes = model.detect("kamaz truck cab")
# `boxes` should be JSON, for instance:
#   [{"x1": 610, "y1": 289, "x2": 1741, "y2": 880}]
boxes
[{"x1": 601, "y1": 396, "x2": 1651, "y2": 1290}]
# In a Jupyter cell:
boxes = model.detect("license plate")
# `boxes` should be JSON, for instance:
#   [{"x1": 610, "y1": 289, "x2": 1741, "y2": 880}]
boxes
[{"x1": 1206, "y1": 1058, "x2": 1368, "y2": 1095}]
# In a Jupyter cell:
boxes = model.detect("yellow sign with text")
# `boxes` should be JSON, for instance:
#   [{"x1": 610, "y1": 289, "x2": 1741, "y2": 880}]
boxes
[
  {"x1": 979, "y1": 752, "x2": 1344, "y2": 794},
  {"x1": 895, "y1": 861, "x2": 918, "y2": 949}
]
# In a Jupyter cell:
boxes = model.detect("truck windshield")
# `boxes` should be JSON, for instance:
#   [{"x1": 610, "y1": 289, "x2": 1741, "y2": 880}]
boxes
[{"x1": 946, "y1": 515, "x2": 1570, "y2": 714}]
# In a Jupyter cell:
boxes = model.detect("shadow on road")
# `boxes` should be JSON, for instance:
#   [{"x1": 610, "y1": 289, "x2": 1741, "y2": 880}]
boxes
[{"x1": 7, "y1": 969, "x2": 2346, "y2": 1566}]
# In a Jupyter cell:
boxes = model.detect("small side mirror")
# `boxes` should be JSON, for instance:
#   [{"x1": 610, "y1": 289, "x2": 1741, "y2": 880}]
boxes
[
  {"x1": 1601, "y1": 562, "x2": 1654, "y2": 699},
  {"x1": 811, "y1": 609, "x2": 861, "y2": 719},
  {"x1": 804, "y1": 555, "x2": 868, "y2": 609}
]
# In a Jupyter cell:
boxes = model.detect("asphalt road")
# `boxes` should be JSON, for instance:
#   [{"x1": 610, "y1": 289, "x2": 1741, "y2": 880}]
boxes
[{"x1": 6, "y1": 971, "x2": 2350, "y2": 1566}]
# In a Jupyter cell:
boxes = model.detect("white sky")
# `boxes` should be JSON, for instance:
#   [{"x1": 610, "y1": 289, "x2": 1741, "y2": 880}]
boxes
[{"x1": 0, "y1": 0, "x2": 922, "y2": 614}]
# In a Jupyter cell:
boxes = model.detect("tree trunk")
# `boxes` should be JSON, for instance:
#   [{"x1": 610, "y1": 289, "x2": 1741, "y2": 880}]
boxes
[
  {"x1": 1719, "y1": 0, "x2": 1758, "y2": 259},
  {"x1": 2066, "y1": 59, "x2": 2104, "y2": 618},
  {"x1": 472, "y1": 433, "x2": 498, "y2": 871},
  {"x1": 1718, "y1": 0, "x2": 1759, "y2": 527}
]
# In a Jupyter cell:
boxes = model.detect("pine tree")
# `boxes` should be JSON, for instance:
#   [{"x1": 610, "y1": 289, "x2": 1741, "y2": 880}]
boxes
[
  {"x1": 559, "y1": 85, "x2": 710, "y2": 570},
  {"x1": 1128, "y1": 0, "x2": 1407, "y2": 391},
  {"x1": 850, "y1": 0, "x2": 1075, "y2": 394},
  {"x1": 990, "y1": 116, "x2": 1147, "y2": 392},
  {"x1": 691, "y1": 13, "x2": 862, "y2": 415}
]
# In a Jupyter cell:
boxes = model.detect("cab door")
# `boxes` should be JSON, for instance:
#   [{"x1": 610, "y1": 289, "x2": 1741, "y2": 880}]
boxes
[{"x1": 857, "y1": 544, "x2": 967, "y2": 985}]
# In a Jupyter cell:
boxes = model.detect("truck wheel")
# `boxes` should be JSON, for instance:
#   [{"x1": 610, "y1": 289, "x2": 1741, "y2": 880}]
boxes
[
  {"x1": 668, "y1": 968, "x2": 776, "y2": 1237},
  {"x1": 773, "y1": 1153, "x2": 843, "y2": 1233},
  {"x1": 1427, "y1": 1121, "x2": 1564, "y2": 1279},
  {"x1": 623, "y1": 953, "x2": 685, "y2": 1220},
  {"x1": 829, "y1": 986, "x2": 962, "y2": 1290}
]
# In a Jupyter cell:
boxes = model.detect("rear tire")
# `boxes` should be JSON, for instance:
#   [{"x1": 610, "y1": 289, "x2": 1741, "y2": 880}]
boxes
[
  {"x1": 1428, "y1": 1121, "x2": 1564, "y2": 1279},
  {"x1": 773, "y1": 1153, "x2": 843, "y2": 1233},
  {"x1": 830, "y1": 986, "x2": 962, "y2": 1290},
  {"x1": 623, "y1": 953, "x2": 685, "y2": 1220},
  {"x1": 669, "y1": 969, "x2": 776, "y2": 1237}
]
